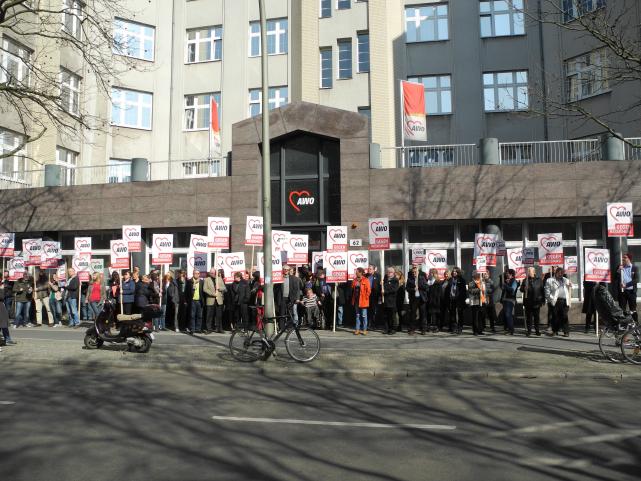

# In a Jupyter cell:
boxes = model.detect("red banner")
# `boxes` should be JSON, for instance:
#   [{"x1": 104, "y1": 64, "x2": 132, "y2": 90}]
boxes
[{"x1": 402, "y1": 81, "x2": 427, "y2": 142}]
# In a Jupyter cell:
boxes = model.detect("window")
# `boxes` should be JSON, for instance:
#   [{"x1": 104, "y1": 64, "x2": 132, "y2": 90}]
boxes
[
  {"x1": 113, "y1": 19, "x2": 155, "y2": 61},
  {"x1": 111, "y1": 88, "x2": 153, "y2": 129},
  {"x1": 408, "y1": 75, "x2": 452, "y2": 115},
  {"x1": 107, "y1": 158, "x2": 132, "y2": 184},
  {"x1": 480, "y1": 0, "x2": 524, "y2": 37},
  {"x1": 184, "y1": 92, "x2": 221, "y2": 130},
  {"x1": 405, "y1": 4, "x2": 449, "y2": 43},
  {"x1": 320, "y1": 0, "x2": 332, "y2": 17},
  {"x1": 337, "y1": 0, "x2": 351, "y2": 9},
  {"x1": 563, "y1": 0, "x2": 606, "y2": 22},
  {"x1": 320, "y1": 48, "x2": 333, "y2": 88},
  {"x1": 248, "y1": 86, "x2": 289, "y2": 117},
  {"x1": 337, "y1": 39, "x2": 352, "y2": 79},
  {"x1": 0, "y1": 129, "x2": 27, "y2": 182},
  {"x1": 357, "y1": 32, "x2": 369, "y2": 73},
  {"x1": 248, "y1": 18, "x2": 288, "y2": 57},
  {"x1": 0, "y1": 37, "x2": 31, "y2": 85},
  {"x1": 358, "y1": 106, "x2": 371, "y2": 140},
  {"x1": 186, "y1": 26, "x2": 222, "y2": 63},
  {"x1": 62, "y1": 0, "x2": 84, "y2": 40},
  {"x1": 566, "y1": 49, "x2": 608, "y2": 101},
  {"x1": 60, "y1": 69, "x2": 80, "y2": 115},
  {"x1": 56, "y1": 147, "x2": 77, "y2": 186},
  {"x1": 483, "y1": 71, "x2": 528, "y2": 112}
]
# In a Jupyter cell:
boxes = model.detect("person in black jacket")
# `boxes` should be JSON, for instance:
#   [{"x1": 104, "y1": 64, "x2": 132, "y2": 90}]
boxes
[
  {"x1": 482, "y1": 272, "x2": 498, "y2": 333},
  {"x1": 405, "y1": 265, "x2": 420, "y2": 335},
  {"x1": 582, "y1": 280, "x2": 596, "y2": 333},
  {"x1": 616, "y1": 253, "x2": 638, "y2": 322},
  {"x1": 395, "y1": 271, "x2": 407, "y2": 333},
  {"x1": 447, "y1": 267, "x2": 467, "y2": 334},
  {"x1": 231, "y1": 272, "x2": 251, "y2": 331},
  {"x1": 520, "y1": 267, "x2": 544, "y2": 336},
  {"x1": 175, "y1": 270, "x2": 188, "y2": 331},
  {"x1": 383, "y1": 267, "x2": 399, "y2": 334},
  {"x1": 134, "y1": 275, "x2": 153, "y2": 313},
  {"x1": 336, "y1": 281, "x2": 350, "y2": 328},
  {"x1": 185, "y1": 269, "x2": 204, "y2": 334},
  {"x1": 2, "y1": 270, "x2": 14, "y2": 319},
  {"x1": 273, "y1": 266, "x2": 303, "y2": 329},
  {"x1": 426, "y1": 269, "x2": 442, "y2": 332},
  {"x1": 439, "y1": 270, "x2": 451, "y2": 332},
  {"x1": 367, "y1": 265, "x2": 382, "y2": 331}
]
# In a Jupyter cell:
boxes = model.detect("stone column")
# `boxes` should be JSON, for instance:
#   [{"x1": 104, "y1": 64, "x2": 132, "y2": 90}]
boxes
[{"x1": 479, "y1": 138, "x2": 500, "y2": 165}]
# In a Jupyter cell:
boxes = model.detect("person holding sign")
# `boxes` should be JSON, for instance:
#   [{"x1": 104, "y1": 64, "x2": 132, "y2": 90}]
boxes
[
  {"x1": 544, "y1": 267, "x2": 573, "y2": 337},
  {"x1": 446, "y1": 268, "x2": 467, "y2": 334},
  {"x1": 383, "y1": 267, "x2": 399, "y2": 335},
  {"x1": 467, "y1": 272, "x2": 486, "y2": 336},
  {"x1": 501, "y1": 270, "x2": 518, "y2": 336},
  {"x1": 520, "y1": 267, "x2": 544, "y2": 337},
  {"x1": 185, "y1": 270, "x2": 204, "y2": 334},
  {"x1": 616, "y1": 253, "x2": 638, "y2": 322},
  {"x1": 65, "y1": 268, "x2": 80, "y2": 328},
  {"x1": 34, "y1": 272, "x2": 52, "y2": 326},
  {"x1": 13, "y1": 272, "x2": 33, "y2": 328},
  {"x1": 351, "y1": 268, "x2": 371, "y2": 335}
]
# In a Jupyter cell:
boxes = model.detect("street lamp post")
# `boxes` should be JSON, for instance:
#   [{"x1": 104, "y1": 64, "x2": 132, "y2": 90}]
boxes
[{"x1": 259, "y1": 0, "x2": 275, "y2": 326}]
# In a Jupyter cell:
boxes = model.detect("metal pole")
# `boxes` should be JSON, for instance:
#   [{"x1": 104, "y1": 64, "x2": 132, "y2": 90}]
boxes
[{"x1": 259, "y1": 0, "x2": 274, "y2": 325}]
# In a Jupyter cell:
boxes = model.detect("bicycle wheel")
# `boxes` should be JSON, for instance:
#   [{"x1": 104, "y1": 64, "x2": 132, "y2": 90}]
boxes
[
  {"x1": 229, "y1": 329, "x2": 264, "y2": 362},
  {"x1": 598, "y1": 326, "x2": 625, "y2": 363},
  {"x1": 285, "y1": 327, "x2": 321, "y2": 362},
  {"x1": 620, "y1": 327, "x2": 641, "y2": 365}
]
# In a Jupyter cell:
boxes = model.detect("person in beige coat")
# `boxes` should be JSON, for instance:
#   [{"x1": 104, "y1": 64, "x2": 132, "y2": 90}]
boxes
[{"x1": 204, "y1": 268, "x2": 227, "y2": 333}]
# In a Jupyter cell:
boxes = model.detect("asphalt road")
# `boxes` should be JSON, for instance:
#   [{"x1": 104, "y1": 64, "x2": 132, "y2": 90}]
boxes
[{"x1": 0, "y1": 366, "x2": 639, "y2": 481}]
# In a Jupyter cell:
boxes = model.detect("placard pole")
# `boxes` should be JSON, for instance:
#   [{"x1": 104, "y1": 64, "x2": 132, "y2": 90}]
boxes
[{"x1": 333, "y1": 283, "x2": 337, "y2": 333}]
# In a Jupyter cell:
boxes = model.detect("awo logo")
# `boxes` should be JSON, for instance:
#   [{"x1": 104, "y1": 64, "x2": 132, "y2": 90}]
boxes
[
  {"x1": 587, "y1": 251, "x2": 608, "y2": 267},
  {"x1": 112, "y1": 243, "x2": 127, "y2": 255},
  {"x1": 75, "y1": 239, "x2": 90, "y2": 251},
  {"x1": 405, "y1": 119, "x2": 426, "y2": 133},
  {"x1": 25, "y1": 241, "x2": 41, "y2": 253},
  {"x1": 273, "y1": 233, "x2": 287, "y2": 246},
  {"x1": 188, "y1": 255, "x2": 206, "y2": 269},
  {"x1": 124, "y1": 228, "x2": 140, "y2": 240},
  {"x1": 248, "y1": 220, "x2": 263, "y2": 232},
  {"x1": 43, "y1": 243, "x2": 59, "y2": 256},
  {"x1": 73, "y1": 257, "x2": 90, "y2": 270},
  {"x1": 476, "y1": 236, "x2": 496, "y2": 253},
  {"x1": 0, "y1": 235, "x2": 12, "y2": 247},
  {"x1": 540, "y1": 236, "x2": 561, "y2": 252},
  {"x1": 509, "y1": 250, "x2": 523, "y2": 265},
  {"x1": 329, "y1": 229, "x2": 346, "y2": 241},
  {"x1": 11, "y1": 259, "x2": 25, "y2": 270},
  {"x1": 210, "y1": 220, "x2": 228, "y2": 232},
  {"x1": 609, "y1": 205, "x2": 632, "y2": 221},
  {"x1": 225, "y1": 256, "x2": 243, "y2": 269},
  {"x1": 350, "y1": 253, "x2": 367, "y2": 266},
  {"x1": 288, "y1": 190, "x2": 315, "y2": 213},
  {"x1": 191, "y1": 237, "x2": 208, "y2": 250},
  {"x1": 370, "y1": 221, "x2": 388, "y2": 237},
  {"x1": 154, "y1": 237, "x2": 172, "y2": 249},
  {"x1": 427, "y1": 252, "x2": 446, "y2": 264},
  {"x1": 328, "y1": 256, "x2": 346, "y2": 267},
  {"x1": 289, "y1": 237, "x2": 306, "y2": 249},
  {"x1": 313, "y1": 253, "x2": 323, "y2": 264}
]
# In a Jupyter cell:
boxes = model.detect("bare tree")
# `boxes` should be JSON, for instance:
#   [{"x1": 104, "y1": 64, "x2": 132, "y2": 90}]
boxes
[{"x1": 0, "y1": 0, "x2": 142, "y2": 163}]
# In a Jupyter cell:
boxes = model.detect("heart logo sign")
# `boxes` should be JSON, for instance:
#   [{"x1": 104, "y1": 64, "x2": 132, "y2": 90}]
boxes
[
  {"x1": 273, "y1": 233, "x2": 286, "y2": 245},
  {"x1": 329, "y1": 229, "x2": 346, "y2": 241},
  {"x1": 350, "y1": 253, "x2": 367, "y2": 265},
  {"x1": 289, "y1": 236, "x2": 306, "y2": 250},
  {"x1": 609, "y1": 205, "x2": 632, "y2": 222},
  {"x1": 587, "y1": 251, "x2": 608, "y2": 267},
  {"x1": 509, "y1": 250, "x2": 522, "y2": 265},
  {"x1": 248, "y1": 219, "x2": 262, "y2": 233},
  {"x1": 112, "y1": 242, "x2": 127, "y2": 256},
  {"x1": 154, "y1": 237, "x2": 171, "y2": 250},
  {"x1": 124, "y1": 228, "x2": 139, "y2": 240},
  {"x1": 288, "y1": 190, "x2": 314, "y2": 213},
  {"x1": 370, "y1": 221, "x2": 386, "y2": 237},
  {"x1": 539, "y1": 236, "x2": 560, "y2": 252},
  {"x1": 475, "y1": 236, "x2": 496, "y2": 253},
  {"x1": 328, "y1": 255, "x2": 346, "y2": 267},
  {"x1": 225, "y1": 256, "x2": 243, "y2": 270},
  {"x1": 427, "y1": 251, "x2": 446, "y2": 265},
  {"x1": 209, "y1": 220, "x2": 227, "y2": 232}
]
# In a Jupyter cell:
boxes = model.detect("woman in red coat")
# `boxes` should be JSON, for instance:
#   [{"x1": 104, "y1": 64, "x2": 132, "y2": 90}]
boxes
[{"x1": 352, "y1": 267, "x2": 371, "y2": 335}]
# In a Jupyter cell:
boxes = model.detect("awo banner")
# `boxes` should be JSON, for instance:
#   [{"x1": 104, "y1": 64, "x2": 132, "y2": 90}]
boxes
[
  {"x1": 257, "y1": 251, "x2": 284, "y2": 284},
  {"x1": 8, "y1": 256, "x2": 26, "y2": 281},
  {"x1": 607, "y1": 202, "x2": 634, "y2": 237},
  {"x1": 90, "y1": 259, "x2": 104, "y2": 275},
  {"x1": 245, "y1": 215, "x2": 263, "y2": 247},
  {"x1": 412, "y1": 248, "x2": 426, "y2": 266},
  {"x1": 122, "y1": 225, "x2": 142, "y2": 252},
  {"x1": 189, "y1": 234, "x2": 209, "y2": 254},
  {"x1": 424, "y1": 249, "x2": 448, "y2": 276},
  {"x1": 584, "y1": 248, "x2": 611, "y2": 283},
  {"x1": 348, "y1": 250, "x2": 369, "y2": 277},
  {"x1": 506, "y1": 248, "x2": 526, "y2": 281},
  {"x1": 474, "y1": 233, "x2": 498, "y2": 267},
  {"x1": 496, "y1": 240, "x2": 507, "y2": 257},
  {"x1": 207, "y1": 216, "x2": 230, "y2": 250},
  {"x1": 368, "y1": 218, "x2": 390, "y2": 251},
  {"x1": 210, "y1": 97, "x2": 222, "y2": 157},
  {"x1": 272, "y1": 230, "x2": 290, "y2": 253},
  {"x1": 522, "y1": 247, "x2": 536, "y2": 266},
  {"x1": 74, "y1": 237, "x2": 92, "y2": 257},
  {"x1": 286, "y1": 234, "x2": 309, "y2": 265},
  {"x1": 401, "y1": 80, "x2": 427, "y2": 142},
  {"x1": 40, "y1": 241, "x2": 62, "y2": 269},
  {"x1": 324, "y1": 252, "x2": 348, "y2": 283},
  {"x1": 72, "y1": 254, "x2": 92, "y2": 282},
  {"x1": 187, "y1": 250, "x2": 209, "y2": 279},
  {"x1": 0, "y1": 233, "x2": 15, "y2": 257},
  {"x1": 152, "y1": 234, "x2": 174, "y2": 265},
  {"x1": 311, "y1": 251, "x2": 324, "y2": 269},
  {"x1": 564, "y1": 256, "x2": 578, "y2": 274},
  {"x1": 538, "y1": 233, "x2": 563, "y2": 266},
  {"x1": 475, "y1": 256, "x2": 487, "y2": 274},
  {"x1": 215, "y1": 252, "x2": 246, "y2": 283},
  {"x1": 22, "y1": 239, "x2": 42, "y2": 266},
  {"x1": 326, "y1": 226, "x2": 348, "y2": 253},
  {"x1": 110, "y1": 240, "x2": 129, "y2": 269}
]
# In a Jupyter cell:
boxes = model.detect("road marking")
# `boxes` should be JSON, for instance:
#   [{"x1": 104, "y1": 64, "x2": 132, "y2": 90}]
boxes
[
  {"x1": 490, "y1": 420, "x2": 592, "y2": 437},
  {"x1": 0, "y1": 401, "x2": 16, "y2": 405},
  {"x1": 211, "y1": 416, "x2": 456, "y2": 430},
  {"x1": 518, "y1": 457, "x2": 591, "y2": 469},
  {"x1": 559, "y1": 429, "x2": 641, "y2": 446}
]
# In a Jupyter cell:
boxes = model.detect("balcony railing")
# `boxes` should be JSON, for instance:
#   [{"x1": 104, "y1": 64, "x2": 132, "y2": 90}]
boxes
[
  {"x1": 625, "y1": 138, "x2": 641, "y2": 161},
  {"x1": 384, "y1": 144, "x2": 479, "y2": 168},
  {"x1": 498, "y1": 139, "x2": 601, "y2": 164}
]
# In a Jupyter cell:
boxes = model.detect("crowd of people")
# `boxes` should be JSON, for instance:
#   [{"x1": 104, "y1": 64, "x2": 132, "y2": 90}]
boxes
[{"x1": 0, "y1": 253, "x2": 637, "y2": 346}]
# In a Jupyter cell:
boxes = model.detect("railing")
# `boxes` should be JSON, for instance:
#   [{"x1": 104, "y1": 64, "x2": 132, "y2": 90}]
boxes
[
  {"x1": 625, "y1": 138, "x2": 641, "y2": 161},
  {"x1": 384, "y1": 145, "x2": 479, "y2": 168},
  {"x1": 148, "y1": 157, "x2": 227, "y2": 181},
  {"x1": 498, "y1": 139, "x2": 601, "y2": 164},
  {"x1": 0, "y1": 170, "x2": 38, "y2": 189}
]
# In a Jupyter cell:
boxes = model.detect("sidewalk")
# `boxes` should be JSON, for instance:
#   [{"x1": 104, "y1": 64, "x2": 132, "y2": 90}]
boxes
[{"x1": 2, "y1": 326, "x2": 640, "y2": 379}]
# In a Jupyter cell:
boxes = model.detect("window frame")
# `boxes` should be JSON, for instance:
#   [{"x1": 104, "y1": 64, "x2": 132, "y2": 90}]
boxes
[
  {"x1": 184, "y1": 92, "x2": 221, "y2": 131},
  {"x1": 110, "y1": 87, "x2": 153, "y2": 130},
  {"x1": 185, "y1": 26, "x2": 223, "y2": 64},
  {"x1": 248, "y1": 18, "x2": 289, "y2": 57},
  {"x1": 320, "y1": 0, "x2": 332, "y2": 17},
  {"x1": 0, "y1": 36, "x2": 31, "y2": 86},
  {"x1": 248, "y1": 86, "x2": 289, "y2": 117},
  {"x1": 357, "y1": 32, "x2": 369, "y2": 73},
  {"x1": 479, "y1": 0, "x2": 525, "y2": 38},
  {"x1": 61, "y1": 0, "x2": 84, "y2": 40},
  {"x1": 565, "y1": 48, "x2": 609, "y2": 102},
  {"x1": 113, "y1": 18, "x2": 156, "y2": 62},
  {"x1": 319, "y1": 47, "x2": 333, "y2": 89},
  {"x1": 337, "y1": 0, "x2": 351, "y2": 10},
  {"x1": 55, "y1": 146, "x2": 78, "y2": 186},
  {"x1": 337, "y1": 38, "x2": 352, "y2": 79},
  {"x1": 60, "y1": 68, "x2": 81, "y2": 115},
  {"x1": 563, "y1": 0, "x2": 606, "y2": 23},
  {"x1": 404, "y1": 3, "x2": 450, "y2": 43},
  {"x1": 107, "y1": 158, "x2": 132, "y2": 184},
  {"x1": 483, "y1": 70, "x2": 529, "y2": 112},
  {"x1": 408, "y1": 74, "x2": 453, "y2": 115},
  {"x1": 0, "y1": 128, "x2": 28, "y2": 182}
]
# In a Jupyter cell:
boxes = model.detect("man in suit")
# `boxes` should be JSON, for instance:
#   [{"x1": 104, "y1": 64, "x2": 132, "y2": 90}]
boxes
[
  {"x1": 185, "y1": 269, "x2": 204, "y2": 334},
  {"x1": 616, "y1": 253, "x2": 638, "y2": 322},
  {"x1": 367, "y1": 264, "x2": 382, "y2": 330}
]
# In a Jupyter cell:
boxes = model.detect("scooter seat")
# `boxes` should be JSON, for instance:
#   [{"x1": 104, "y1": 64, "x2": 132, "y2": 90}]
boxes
[{"x1": 117, "y1": 314, "x2": 143, "y2": 322}]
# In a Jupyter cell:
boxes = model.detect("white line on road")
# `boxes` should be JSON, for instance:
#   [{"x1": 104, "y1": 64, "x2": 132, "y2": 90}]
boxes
[
  {"x1": 490, "y1": 420, "x2": 593, "y2": 437},
  {"x1": 559, "y1": 429, "x2": 641, "y2": 446},
  {"x1": 0, "y1": 401, "x2": 16, "y2": 405},
  {"x1": 211, "y1": 416, "x2": 456, "y2": 430}
]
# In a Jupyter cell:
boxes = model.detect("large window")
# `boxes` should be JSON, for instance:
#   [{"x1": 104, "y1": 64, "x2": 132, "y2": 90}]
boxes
[
  {"x1": 408, "y1": 75, "x2": 452, "y2": 115},
  {"x1": 111, "y1": 88, "x2": 153, "y2": 129},
  {"x1": 320, "y1": 48, "x2": 333, "y2": 88},
  {"x1": 107, "y1": 158, "x2": 132, "y2": 184},
  {"x1": 62, "y1": 0, "x2": 84, "y2": 39},
  {"x1": 113, "y1": 19, "x2": 155, "y2": 61},
  {"x1": 405, "y1": 4, "x2": 449, "y2": 43},
  {"x1": 0, "y1": 128, "x2": 27, "y2": 182},
  {"x1": 566, "y1": 49, "x2": 609, "y2": 101},
  {"x1": 337, "y1": 39, "x2": 352, "y2": 79},
  {"x1": 337, "y1": 0, "x2": 351, "y2": 9},
  {"x1": 60, "y1": 69, "x2": 80, "y2": 115},
  {"x1": 0, "y1": 37, "x2": 31, "y2": 85},
  {"x1": 320, "y1": 0, "x2": 332, "y2": 18},
  {"x1": 186, "y1": 26, "x2": 222, "y2": 63},
  {"x1": 248, "y1": 87, "x2": 289, "y2": 117},
  {"x1": 563, "y1": 0, "x2": 606, "y2": 22},
  {"x1": 480, "y1": 0, "x2": 524, "y2": 37},
  {"x1": 249, "y1": 18, "x2": 288, "y2": 57},
  {"x1": 56, "y1": 146, "x2": 77, "y2": 186},
  {"x1": 483, "y1": 71, "x2": 528, "y2": 112},
  {"x1": 184, "y1": 92, "x2": 221, "y2": 131},
  {"x1": 357, "y1": 32, "x2": 369, "y2": 73}
]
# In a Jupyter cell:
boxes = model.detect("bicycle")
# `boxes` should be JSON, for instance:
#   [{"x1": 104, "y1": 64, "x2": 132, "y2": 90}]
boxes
[
  {"x1": 620, "y1": 322, "x2": 641, "y2": 364},
  {"x1": 229, "y1": 312, "x2": 321, "y2": 363},
  {"x1": 598, "y1": 320, "x2": 632, "y2": 363}
]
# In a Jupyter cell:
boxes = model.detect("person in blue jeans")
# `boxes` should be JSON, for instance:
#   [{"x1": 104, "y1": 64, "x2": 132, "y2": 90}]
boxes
[
  {"x1": 12, "y1": 273, "x2": 33, "y2": 328},
  {"x1": 501, "y1": 269, "x2": 518, "y2": 335},
  {"x1": 351, "y1": 268, "x2": 371, "y2": 335},
  {"x1": 65, "y1": 268, "x2": 80, "y2": 327}
]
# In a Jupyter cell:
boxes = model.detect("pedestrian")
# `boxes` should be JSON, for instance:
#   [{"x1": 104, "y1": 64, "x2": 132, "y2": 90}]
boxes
[
  {"x1": 230, "y1": 272, "x2": 250, "y2": 331},
  {"x1": 351, "y1": 267, "x2": 371, "y2": 335},
  {"x1": 34, "y1": 272, "x2": 51, "y2": 326},
  {"x1": 545, "y1": 267, "x2": 572, "y2": 337},
  {"x1": 49, "y1": 274, "x2": 63, "y2": 327},
  {"x1": 65, "y1": 268, "x2": 80, "y2": 327},
  {"x1": 3, "y1": 270, "x2": 14, "y2": 319},
  {"x1": 582, "y1": 280, "x2": 596, "y2": 333},
  {"x1": 439, "y1": 270, "x2": 451, "y2": 332},
  {"x1": 542, "y1": 266, "x2": 556, "y2": 333},
  {"x1": 134, "y1": 274, "x2": 153, "y2": 314},
  {"x1": 383, "y1": 266, "x2": 399, "y2": 334},
  {"x1": 405, "y1": 264, "x2": 422, "y2": 335},
  {"x1": 447, "y1": 267, "x2": 467, "y2": 334},
  {"x1": 121, "y1": 270, "x2": 135, "y2": 315},
  {"x1": 107, "y1": 271, "x2": 120, "y2": 302},
  {"x1": 395, "y1": 270, "x2": 407, "y2": 332},
  {"x1": 203, "y1": 268, "x2": 219, "y2": 334},
  {"x1": 185, "y1": 269, "x2": 204, "y2": 334},
  {"x1": 79, "y1": 279, "x2": 89, "y2": 322},
  {"x1": 302, "y1": 287, "x2": 322, "y2": 328},
  {"x1": 616, "y1": 253, "x2": 638, "y2": 322},
  {"x1": 367, "y1": 264, "x2": 382, "y2": 331},
  {"x1": 468, "y1": 271, "x2": 486, "y2": 335},
  {"x1": 521, "y1": 267, "x2": 543, "y2": 337},
  {"x1": 85, "y1": 272, "x2": 105, "y2": 320},
  {"x1": 274, "y1": 265, "x2": 302, "y2": 330},
  {"x1": 249, "y1": 271, "x2": 262, "y2": 331},
  {"x1": 148, "y1": 271, "x2": 162, "y2": 330},
  {"x1": 176, "y1": 270, "x2": 188, "y2": 331},
  {"x1": 501, "y1": 269, "x2": 518, "y2": 335},
  {"x1": 13, "y1": 272, "x2": 33, "y2": 328},
  {"x1": 164, "y1": 272, "x2": 180, "y2": 332},
  {"x1": 426, "y1": 268, "x2": 441, "y2": 333},
  {"x1": 0, "y1": 279, "x2": 16, "y2": 345},
  {"x1": 336, "y1": 281, "x2": 349, "y2": 328},
  {"x1": 482, "y1": 272, "x2": 498, "y2": 333}
]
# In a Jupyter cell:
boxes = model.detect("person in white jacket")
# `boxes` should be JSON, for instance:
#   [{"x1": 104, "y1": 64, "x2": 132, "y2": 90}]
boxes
[{"x1": 544, "y1": 267, "x2": 573, "y2": 337}]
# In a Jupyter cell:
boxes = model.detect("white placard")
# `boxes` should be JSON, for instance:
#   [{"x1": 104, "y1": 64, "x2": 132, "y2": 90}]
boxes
[
  {"x1": 189, "y1": 234, "x2": 209, "y2": 254},
  {"x1": 0, "y1": 233, "x2": 15, "y2": 257},
  {"x1": 327, "y1": 226, "x2": 348, "y2": 252},
  {"x1": 215, "y1": 252, "x2": 246, "y2": 283},
  {"x1": 423, "y1": 249, "x2": 448, "y2": 276},
  {"x1": 286, "y1": 234, "x2": 309, "y2": 265},
  {"x1": 208, "y1": 216, "x2": 230, "y2": 250},
  {"x1": 475, "y1": 256, "x2": 487, "y2": 274},
  {"x1": 506, "y1": 248, "x2": 526, "y2": 281},
  {"x1": 74, "y1": 237, "x2": 92, "y2": 256},
  {"x1": 245, "y1": 215, "x2": 263, "y2": 246},
  {"x1": 187, "y1": 250, "x2": 210, "y2": 279},
  {"x1": 324, "y1": 252, "x2": 348, "y2": 283},
  {"x1": 368, "y1": 218, "x2": 390, "y2": 251},
  {"x1": 110, "y1": 240, "x2": 129, "y2": 269},
  {"x1": 537, "y1": 233, "x2": 563, "y2": 266},
  {"x1": 257, "y1": 250, "x2": 283, "y2": 284},
  {"x1": 152, "y1": 234, "x2": 174, "y2": 265},
  {"x1": 122, "y1": 225, "x2": 142, "y2": 252},
  {"x1": 22, "y1": 238, "x2": 42, "y2": 266},
  {"x1": 584, "y1": 248, "x2": 610, "y2": 282},
  {"x1": 474, "y1": 233, "x2": 498, "y2": 267},
  {"x1": 607, "y1": 202, "x2": 633, "y2": 237},
  {"x1": 348, "y1": 250, "x2": 369, "y2": 277}
]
